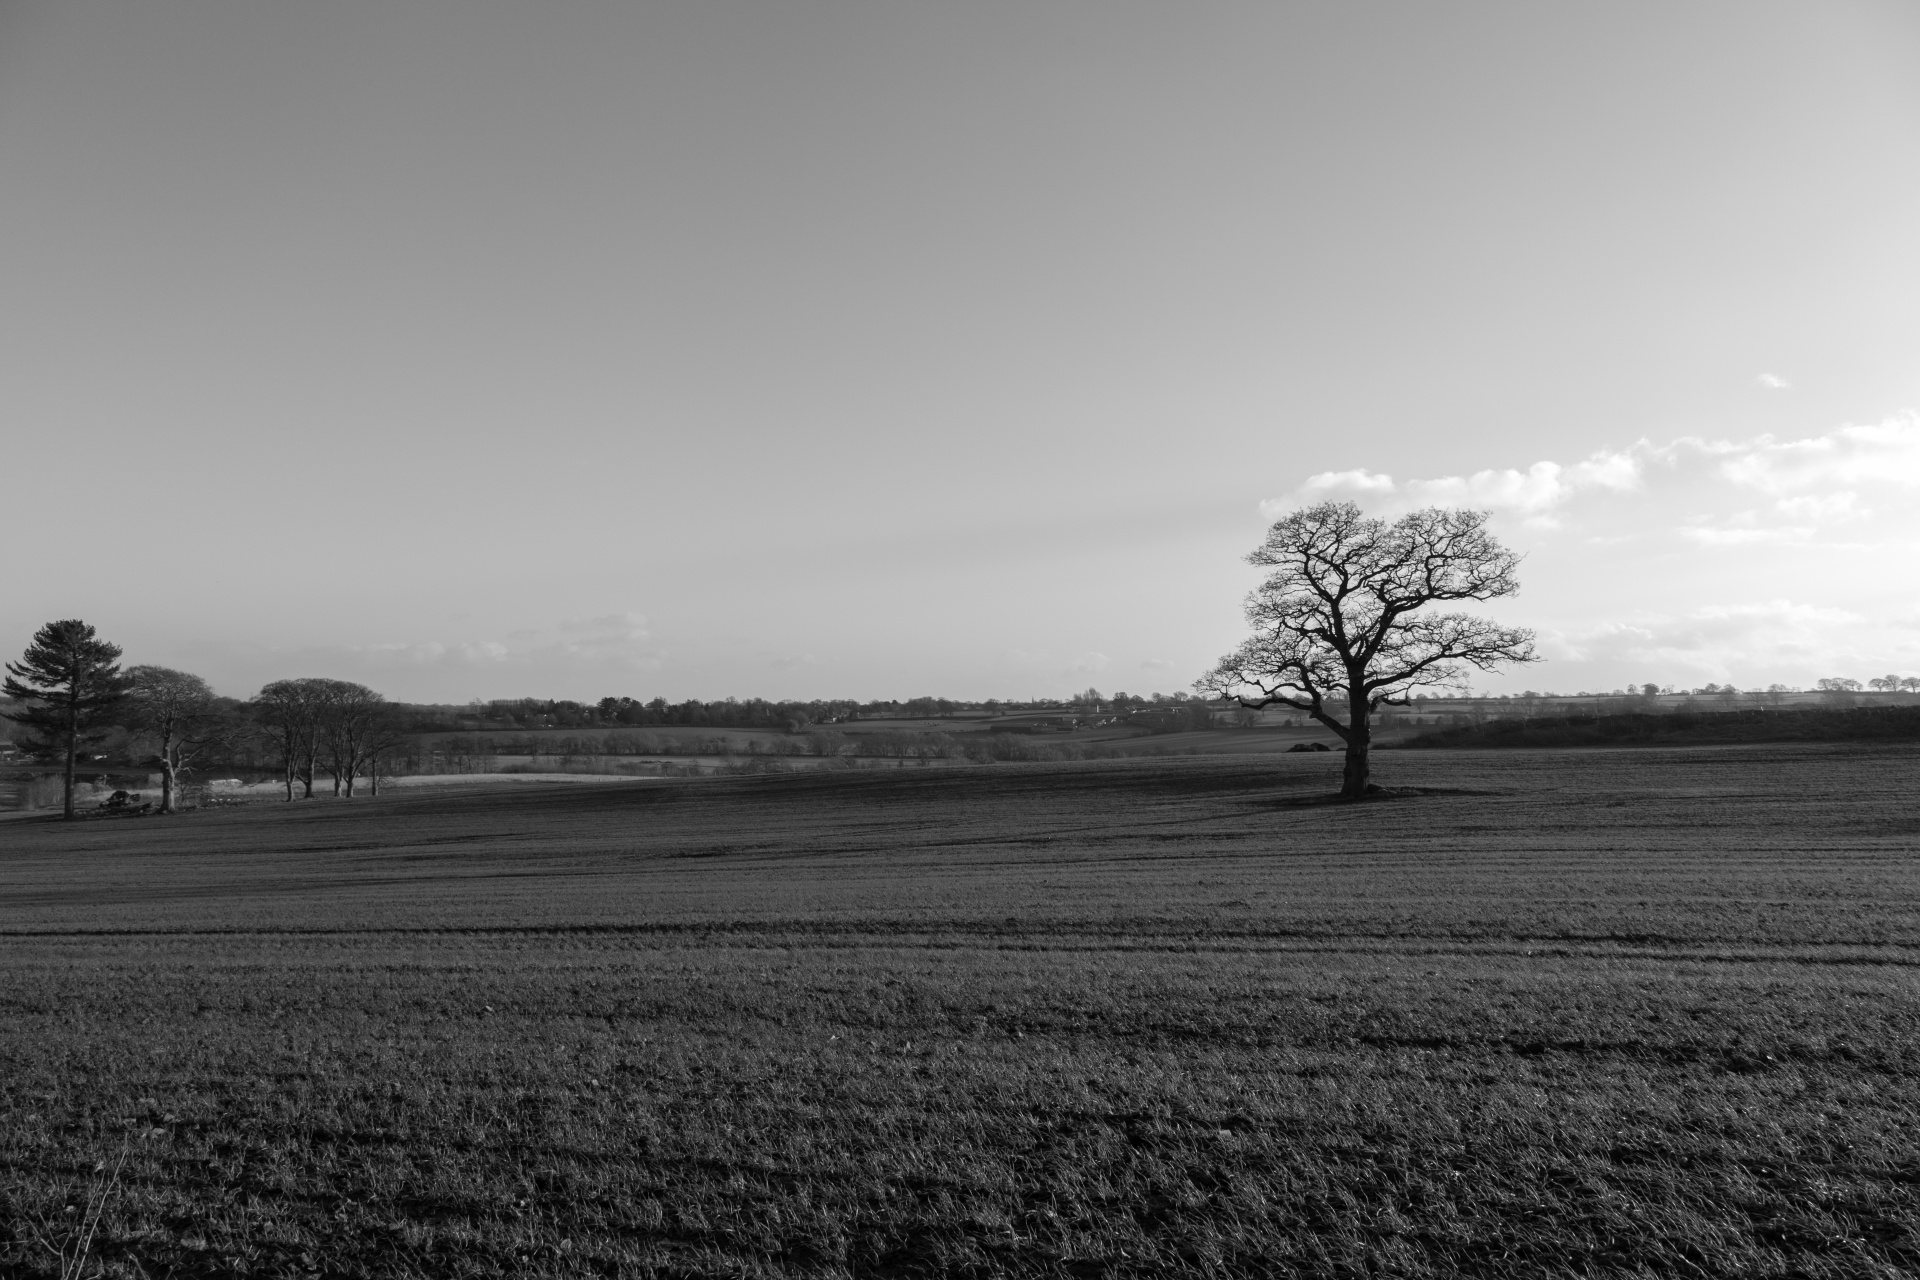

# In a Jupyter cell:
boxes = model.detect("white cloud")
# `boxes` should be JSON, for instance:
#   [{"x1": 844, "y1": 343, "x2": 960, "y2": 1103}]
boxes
[
  {"x1": 1775, "y1": 492, "x2": 1867, "y2": 523},
  {"x1": 552, "y1": 612, "x2": 652, "y2": 657},
  {"x1": 1406, "y1": 455, "x2": 1640, "y2": 524},
  {"x1": 1273, "y1": 449, "x2": 1642, "y2": 525},
  {"x1": 1756, "y1": 373, "x2": 1791, "y2": 390},
  {"x1": 560, "y1": 611, "x2": 650, "y2": 637},
  {"x1": 1678, "y1": 523, "x2": 1813, "y2": 547},
  {"x1": 1258, "y1": 414, "x2": 1920, "y2": 690},
  {"x1": 1714, "y1": 416, "x2": 1920, "y2": 494},
  {"x1": 1263, "y1": 413, "x2": 1919, "y2": 545},
  {"x1": 1406, "y1": 461, "x2": 1571, "y2": 514},
  {"x1": 347, "y1": 611, "x2": 661, "y2": 674},
  {"x1": 1567, "y1": 450, "x2": 1642, "y2": 492},
  {"x1": 1543, "y1": 600, "x2": 1871, "y2": 679},
  {"x1": 356, "y1": 639, "x2": 511, "y2": 665},
  {"x1": 1066, "y1": 651, "x2": 1110, "y2": 675},
  {"x1": 1297, "y1": 468, "x2": 1397, "y2": 499}
]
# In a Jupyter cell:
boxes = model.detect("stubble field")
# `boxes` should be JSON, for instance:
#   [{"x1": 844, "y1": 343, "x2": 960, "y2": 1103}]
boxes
[{"x1": 2, "y1": 745, "x2": 1917, "y2": 1278}]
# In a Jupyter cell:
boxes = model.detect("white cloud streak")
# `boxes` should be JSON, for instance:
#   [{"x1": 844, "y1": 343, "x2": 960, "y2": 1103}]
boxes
[
  {"x1": 352, "y1": 612, "x2": 659, "y2": 672},
  {"x1": 1268, "y1": 414, "x2": 1920, "y2": 536},
  {"x1": 1542, "y1": 601, "x2": 1878, "y2": 680}
]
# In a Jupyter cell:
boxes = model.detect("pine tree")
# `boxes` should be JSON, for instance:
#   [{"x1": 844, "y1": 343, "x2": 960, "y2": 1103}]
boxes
[{"x1": 3, "y1": 620, "x2": 134, "y2": 819}]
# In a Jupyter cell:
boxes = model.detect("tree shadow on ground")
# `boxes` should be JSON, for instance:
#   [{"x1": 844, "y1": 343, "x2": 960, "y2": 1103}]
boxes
[{"x1": 1254, "y1": 785, "x2": 1508, "y2": 809}]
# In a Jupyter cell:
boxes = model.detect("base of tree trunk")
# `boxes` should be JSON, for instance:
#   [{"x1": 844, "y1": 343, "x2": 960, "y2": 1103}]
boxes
[{"x1": 1270, "y1": 784, "x2": 1421, "y2": 809}]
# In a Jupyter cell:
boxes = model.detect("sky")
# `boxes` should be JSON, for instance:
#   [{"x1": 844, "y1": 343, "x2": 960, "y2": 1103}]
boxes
[{"x1": 3, "y1": 1, "x2": 1918, "y2": 703}]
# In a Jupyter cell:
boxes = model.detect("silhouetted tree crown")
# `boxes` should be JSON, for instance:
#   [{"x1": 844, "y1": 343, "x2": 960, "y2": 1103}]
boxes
[{"x1": 1197, "y1": 502, "x2": 1536, "y2": 798}]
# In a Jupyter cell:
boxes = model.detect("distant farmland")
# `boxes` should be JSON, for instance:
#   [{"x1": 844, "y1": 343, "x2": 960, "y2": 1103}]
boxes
[
  {"x1": 2, "y1": 744, "x2": 1916, "y2": 1277},
  {"x1": 397, "y1": 713, "x2": 1361, "y2": 778},
  {"x1": 1403, "y1": 705, "x2": 1920, "y2": 751}
]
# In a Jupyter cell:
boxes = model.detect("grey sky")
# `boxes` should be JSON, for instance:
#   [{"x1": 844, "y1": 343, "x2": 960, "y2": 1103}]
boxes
[{"x1": 4, "y1": 1, "x2": 1917, "y2": 700}]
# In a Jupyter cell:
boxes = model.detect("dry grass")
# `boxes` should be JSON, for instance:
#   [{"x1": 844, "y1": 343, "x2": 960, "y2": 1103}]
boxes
[{"x1": 2, "y1": 744, "x2": 1916, "y2": 1277}]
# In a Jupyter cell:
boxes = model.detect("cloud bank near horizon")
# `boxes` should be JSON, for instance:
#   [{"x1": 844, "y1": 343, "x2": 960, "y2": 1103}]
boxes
[
  {"x1": 1257, "y1": 415, "x2": 1920, "y2": 691},
  {"x1": 1271, "y1": 414, "x2": 1920, "y2": 532},
  {"x1": 152, "y1": 417, "x2": 1920, "y2": 702}
]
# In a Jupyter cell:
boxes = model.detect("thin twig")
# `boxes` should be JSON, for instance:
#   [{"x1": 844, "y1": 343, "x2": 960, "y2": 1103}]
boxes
[{"x1": 42, "y1": 1138, "x2": 132, "y2": 1280}]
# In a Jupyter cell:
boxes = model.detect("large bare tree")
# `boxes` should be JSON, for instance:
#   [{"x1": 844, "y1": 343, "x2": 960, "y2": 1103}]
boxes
[
  {"x1": 125, "y1": 666, "x2": 233, "y2": 814},
  {"x1": 1198, "y1": 502, "x2": 1537, "y2": 799}
]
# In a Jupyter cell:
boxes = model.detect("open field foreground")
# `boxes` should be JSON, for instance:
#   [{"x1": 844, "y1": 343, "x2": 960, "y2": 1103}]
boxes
[{"x1": 2, "y1": 746, "x2": 1918, "y2": 1278}]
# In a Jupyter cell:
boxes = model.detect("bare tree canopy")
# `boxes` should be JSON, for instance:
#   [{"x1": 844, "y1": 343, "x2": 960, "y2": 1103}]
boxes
[
  {"x1": 312, "y1": 679, "x2": 386, "y2": 798},
  {"x1": 126, "y1": 666, "x2": 233, "y2": 814},
  {"x1": 254, "y1": 678, "x2": 327, "y2": 800},
  {"x1": 1198, "y1": 502, "x2": 1537, "y2": 799},
  {"x1": 3, "y1": 619, "x2": 133, "y2": 819},
  {"x1": 252, "y1": 678, "x2": 387, "y2": 799},
  {"x1": 361, "y1": 701, "x2": 411, "y2": 796}
]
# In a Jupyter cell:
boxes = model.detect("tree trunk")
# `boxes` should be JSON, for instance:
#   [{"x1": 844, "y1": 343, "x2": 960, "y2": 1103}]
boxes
[
  {"x1": 283, "y1": 760, "x2": 294, "y2": 802},
  {"x1": 156, "y1": 722, "x2": 176, "y2": 814},
  {"x1": 62, "y1": 702, "x2": 78, "y2": 821},
  {"x1": 1339, "y1": 687, "x2": 1372, "y2": 800}
]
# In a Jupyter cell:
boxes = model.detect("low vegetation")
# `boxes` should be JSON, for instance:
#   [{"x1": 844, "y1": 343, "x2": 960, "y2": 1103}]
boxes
[
  {"x1": 3, "y1": 745, "x2": 1916, "y2": 1277},
  {"x1": 1403, "y1": 705, "x2": 1920, "y2": 750}
]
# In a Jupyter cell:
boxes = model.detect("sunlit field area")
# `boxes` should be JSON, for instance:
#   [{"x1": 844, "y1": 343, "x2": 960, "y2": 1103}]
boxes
[{"x1": 3, "y1": 744, "x2": 1917, "y2": 1278}]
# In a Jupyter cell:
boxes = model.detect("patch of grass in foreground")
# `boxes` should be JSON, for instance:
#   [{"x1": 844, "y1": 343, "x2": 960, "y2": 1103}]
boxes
[
  {"x1": 2, "y1": 748, "x2": 1918, "y2": 1277},
  {"x1": 2, "y1": 937, "x2": 1916, "y2": 1279}
]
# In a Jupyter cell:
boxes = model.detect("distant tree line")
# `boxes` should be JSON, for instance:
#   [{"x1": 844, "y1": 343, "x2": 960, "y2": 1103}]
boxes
[
  {"x1": 382, "y1": 696, "x2": 999, "y2": 735},
  {"x1": 429, "y1": 690, "x2": 1212, "y2": 734},
  {"x1": 1823, "y1": 675, "x2": 1920, "y2": 692},
  {"x1": 0, "y1": 620, "x2": 1231, "y2": 817},
  {"x1": 3, "y1": 620, "x2": 410, "y2": 819},
  {"x1": 10, "y1": 617, "x2": 1918, "y2": 818},
  {"x1": 404, "y1": 727, "x2": 1198, "y2": 770}
]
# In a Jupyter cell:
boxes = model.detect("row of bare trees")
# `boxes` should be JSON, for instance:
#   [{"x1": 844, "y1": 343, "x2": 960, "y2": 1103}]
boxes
[
  {"x1": 253, "y1": 677, "x2": 407, "y2": 801},
  {"x1": 5, "y1": 620, "x2": 408, "y2": 818},
  {"x1": 1821, "y1": 676, "x2": 1920, "y2": 693}
]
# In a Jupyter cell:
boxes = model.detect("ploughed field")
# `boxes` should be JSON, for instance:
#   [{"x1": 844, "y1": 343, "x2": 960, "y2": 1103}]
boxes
[{"x1": 1, "y1": 745, "x2": 1917, "y2": 1278}]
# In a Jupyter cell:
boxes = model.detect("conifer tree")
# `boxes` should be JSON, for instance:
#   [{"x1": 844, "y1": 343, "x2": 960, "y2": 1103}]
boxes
[{"x1": 3, "y1": 620, "x2": 134, "y2": 819}]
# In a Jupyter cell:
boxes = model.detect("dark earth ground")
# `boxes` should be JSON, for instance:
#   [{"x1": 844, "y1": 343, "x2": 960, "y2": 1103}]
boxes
[{"x1": 2, "y1": 744, "x2": 1917, "y2": 1277}]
